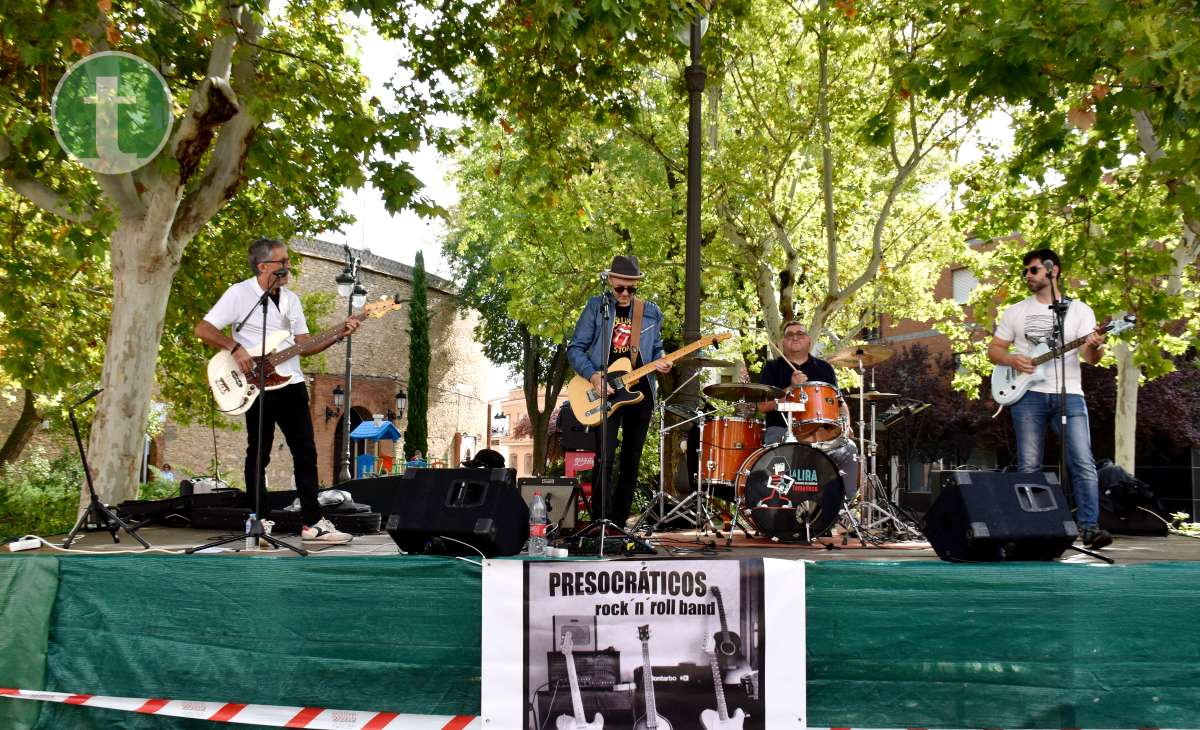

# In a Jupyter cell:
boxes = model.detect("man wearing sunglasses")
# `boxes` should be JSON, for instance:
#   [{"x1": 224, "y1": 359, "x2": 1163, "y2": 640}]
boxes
[
  {"x1": 987, "y1": 248, "x2": 1112, "y2": 549},
  {"x1": 196, "y1": 238, "x2": 360, "y2": 545},
  {"x1": 568, "y1": 254, "x2": 671, "y2": 528}
]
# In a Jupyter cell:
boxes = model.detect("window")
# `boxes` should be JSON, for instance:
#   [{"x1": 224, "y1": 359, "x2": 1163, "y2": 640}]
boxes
[{"x1": 952, "y1": 268, "x2": 980, "y2": 304}]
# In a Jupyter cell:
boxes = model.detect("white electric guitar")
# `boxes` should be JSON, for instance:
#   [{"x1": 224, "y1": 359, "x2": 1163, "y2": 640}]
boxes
[
  {"x1": 700, "y1": 635, "x2": 746, "y2": 730},
  {"x1": 555, "y1": 633, "x2": 603, "y2": 730},
  {"x1": 207, "y1": 295, "x2": 405, "y2": 415},
  {"x1": 991, "y1": 313, "x2": 1135, "y2": 406}
]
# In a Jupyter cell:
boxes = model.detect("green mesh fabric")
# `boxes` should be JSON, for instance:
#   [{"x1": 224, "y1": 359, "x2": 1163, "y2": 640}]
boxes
[
  {"x1": 0, "y1": 556, "x2": 59, "y2": 730},
  {"x1": 806, "y1": 561, "x2": 1200, "y2": 728},
  {"x1": 8, "y1": 556, "x2": 1200, "y2": 729},
  {"x1": 35, "y1": 555, "x2": 481, "y2": 730}
]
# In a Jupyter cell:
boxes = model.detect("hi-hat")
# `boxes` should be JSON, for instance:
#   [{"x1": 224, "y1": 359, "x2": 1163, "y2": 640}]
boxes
[
  {"x1": 843, "y1": 390, "x2": 900, "y2": 402},
  {"x1": 827, "y1": 343, "x2": 894, "y2": 368},
  {"x1": 677, "y1": 355, "x2": 736, "y2": 369},
  {"x1": 702, "y1": 382, "x2": 782, "y2": 403}
]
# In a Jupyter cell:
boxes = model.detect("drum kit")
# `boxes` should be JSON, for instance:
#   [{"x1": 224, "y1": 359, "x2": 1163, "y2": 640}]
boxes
[{"x1": 634, "y1": 342, "x2": 923, "y2": 545}]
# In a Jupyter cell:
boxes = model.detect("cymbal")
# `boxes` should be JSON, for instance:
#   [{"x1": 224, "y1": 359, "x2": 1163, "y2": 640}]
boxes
[
  {"x1": 827, "y1": 343, "x2": 894, "y2": 368},
  {"x1": 677, "y1": 355, "x2": 736, "y2": 369},
  {"x1": 702, "y1": 382, "x2": 782, "y2": 403},
  {"x1": 843, "y1": 390, "x2": 901, "y2": 402}
]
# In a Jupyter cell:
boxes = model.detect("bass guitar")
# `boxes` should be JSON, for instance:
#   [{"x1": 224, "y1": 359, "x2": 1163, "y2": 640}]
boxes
[
  {"x1": 700, "y1": 635, "x2": 746, "y2": 730},
  {"x1": 207, "y1": 295, "x2": 406, "y2": 415},
  {"x1": 633, "y1": 625, "x2": 672, "y2": 730},
  {"x1": 555, "y1": 632, "x2": 603, "y2": 730},
  {"x1": 567, "y1": 333, "x2": 732, "y2": 427},
  {"x1": 991, "y1": 314, "x2": 1135, "y2": 406}
]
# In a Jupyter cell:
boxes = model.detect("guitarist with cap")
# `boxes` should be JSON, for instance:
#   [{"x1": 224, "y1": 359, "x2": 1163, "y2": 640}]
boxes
[
  {"x1": 986, "y1": 248, "x2": 1112, "y2": 549},
  {"x1": 568, "y1": 255, "x2": 672, "y2": 528},
  {"x1": 195, "y1": 237, "x2": 358, "y2": 544}
]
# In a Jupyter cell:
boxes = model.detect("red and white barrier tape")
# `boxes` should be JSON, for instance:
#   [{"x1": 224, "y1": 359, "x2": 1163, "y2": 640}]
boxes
[{"x1": 0, "y1": 688, "x2": 479, "y2": 729}]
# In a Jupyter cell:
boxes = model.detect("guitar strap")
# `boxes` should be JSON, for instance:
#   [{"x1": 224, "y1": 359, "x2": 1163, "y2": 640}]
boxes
[{"x1": 630, "y1": 296, "x2": 645, "y2": 364}]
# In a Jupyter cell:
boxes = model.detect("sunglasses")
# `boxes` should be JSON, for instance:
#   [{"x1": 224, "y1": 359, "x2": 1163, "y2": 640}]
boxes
[
  {"x1": 612, "y1": 285, "x2": 638, "y2": 294},
  {"x1": 1023, "y1": 265, "x2": 1045, "y2": 275}
]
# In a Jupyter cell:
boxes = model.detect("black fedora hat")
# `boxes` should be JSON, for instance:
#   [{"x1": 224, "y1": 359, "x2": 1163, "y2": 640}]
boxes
[
  {"x1": 605, "y1": 254, "x2": 644, "y2": 280},
  {"x1": 462, "y1": 448, "x2": 506, "y2": 469}
]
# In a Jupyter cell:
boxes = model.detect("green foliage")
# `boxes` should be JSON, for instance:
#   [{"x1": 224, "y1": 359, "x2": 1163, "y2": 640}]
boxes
[
  {"x1": 403, "y1": 251, "x2": 430, "y2": 459},
  {"x1": 0, "y1": 448, "x2": 84, "y2": 540},
  {"x1": 299, "y1": 289, "x2": 337, "y2": 375}
]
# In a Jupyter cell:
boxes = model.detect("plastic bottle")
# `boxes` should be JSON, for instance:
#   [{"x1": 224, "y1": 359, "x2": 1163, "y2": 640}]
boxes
[
  {"x1": 244, "y1": 513, "x2": 257, "y2": 552},
  {"x1": 528, "y1": 492, "x2": 549, "y2": 557}
]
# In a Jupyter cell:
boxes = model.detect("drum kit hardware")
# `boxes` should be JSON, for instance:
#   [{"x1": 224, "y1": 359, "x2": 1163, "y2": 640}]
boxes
[{"x1": 634, "y1": 340, "x2": 925, "y2": 547}]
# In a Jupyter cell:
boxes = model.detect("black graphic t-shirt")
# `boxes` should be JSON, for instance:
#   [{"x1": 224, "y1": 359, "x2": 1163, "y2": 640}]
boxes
[
  {"x1": 759, "y1": 355, "x2": 838, "y2": 430},
  {"x1": 609, "y1": 304, "x2": 650, "y2": 395}
]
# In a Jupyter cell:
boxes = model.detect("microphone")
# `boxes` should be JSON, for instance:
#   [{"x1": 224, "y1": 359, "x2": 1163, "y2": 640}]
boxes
[
  {"x1": 599, "y1": 271, "x2": 609, "y2": 284},
  {"x1": 1042, "y1": 259, "x2": 1056, "y2": 279}
]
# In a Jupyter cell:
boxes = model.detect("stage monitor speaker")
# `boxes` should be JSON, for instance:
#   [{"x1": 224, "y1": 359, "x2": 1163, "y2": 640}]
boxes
[
  {"x1": 518, "y1": 477, "x2": 579, "y2": 529},
  {"x1": 558, "y1": 406, "x2": 595, "y2": 451},
  {"x1": 922, "y1": 470, "x2": 1078, "y2": 562},
  {"x1": 385, "y1": 467, "x2": 528, "y2": 556}
]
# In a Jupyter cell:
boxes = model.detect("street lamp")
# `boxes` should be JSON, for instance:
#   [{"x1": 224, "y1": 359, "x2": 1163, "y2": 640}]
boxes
[
  {"x1": 324, "y1": 384, "x2": 344, "y2": 423},
  {"x1": 677, "y1": 5, "x2": 709, "y2": 348},
  {"x1": 394, "y1": 388, "x2": 407, "y2": 420}
]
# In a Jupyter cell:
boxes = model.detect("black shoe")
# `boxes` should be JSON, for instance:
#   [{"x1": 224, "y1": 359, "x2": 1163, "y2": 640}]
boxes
[{"x1": 1081, "y1": 527, "x2": 1113, "y2": 550}]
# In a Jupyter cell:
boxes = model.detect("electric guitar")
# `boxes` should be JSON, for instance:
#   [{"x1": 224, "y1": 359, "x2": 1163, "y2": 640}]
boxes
[
  {"x1": 991, "y1": 314, "x2": 1135, "y2": 406},
  {"x1": 567, "y1": 333, "x2": 732, "y2": 427},
  {"x1": 700, "y1": 635, "x2": 746, "y2": 730},
  {"x1": 710, "y1": 587, "x2": 750, "y2": 682},
  {"x1": 207, "y1": 295, "x2": 406, "y2": 415},
  {"x1": 633, "y1": 625, "x2": 672, "y2": 730},
  {"x1": 555, "y1": 633, "x2": 604, "y2": 730}
]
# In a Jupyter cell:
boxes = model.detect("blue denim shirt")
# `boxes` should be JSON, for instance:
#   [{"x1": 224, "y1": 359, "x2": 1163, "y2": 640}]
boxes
[{"x1": 567, "y1": 294, "x2": 666, "y2": 399}]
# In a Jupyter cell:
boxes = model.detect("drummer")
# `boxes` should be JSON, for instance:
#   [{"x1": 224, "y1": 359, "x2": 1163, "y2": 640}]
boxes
[{"x1": 757, "y1": 321, "x2": 859, "y2": 495}]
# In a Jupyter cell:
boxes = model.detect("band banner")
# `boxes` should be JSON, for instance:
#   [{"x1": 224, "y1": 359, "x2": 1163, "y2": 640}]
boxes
[{"x1": 481, "y1": 557, "x2": 805, "y2": 729}]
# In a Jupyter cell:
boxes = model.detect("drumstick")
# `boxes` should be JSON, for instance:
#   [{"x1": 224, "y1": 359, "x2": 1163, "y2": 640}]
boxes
[{"x1": 767, "y1": 337, "x2": 798, "y2": 371}]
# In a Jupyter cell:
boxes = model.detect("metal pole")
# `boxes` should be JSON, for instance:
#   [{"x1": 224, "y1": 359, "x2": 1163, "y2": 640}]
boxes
[
  {"x1": 684, "y1": 18, "x2": 706, "y2": 347},
  {"x1": 337, "y1": 257, "x2": 359, "y2": 484}
]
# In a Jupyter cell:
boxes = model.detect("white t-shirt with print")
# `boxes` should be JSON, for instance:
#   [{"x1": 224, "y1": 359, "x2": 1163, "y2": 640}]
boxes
[
  {"x1": 995, "y1": 295, "x2": 1096, "y2": 396},
  {"x1": 203, "y1": 277, "x2": 309, "y2": 386}
]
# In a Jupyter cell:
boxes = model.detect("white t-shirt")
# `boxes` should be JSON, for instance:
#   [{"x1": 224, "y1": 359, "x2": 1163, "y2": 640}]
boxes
[
  {"x1": 995, "y1": 295, "x2": 1096, "y2": 396},
  {"x1": 203, "y1": 277, "x2": 309, "y2": 386}
]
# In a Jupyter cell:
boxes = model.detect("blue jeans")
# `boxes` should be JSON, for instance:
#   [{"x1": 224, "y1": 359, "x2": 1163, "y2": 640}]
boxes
[{"x1": 1009, "y1": 392, "x2": 1099, "y2": 529}]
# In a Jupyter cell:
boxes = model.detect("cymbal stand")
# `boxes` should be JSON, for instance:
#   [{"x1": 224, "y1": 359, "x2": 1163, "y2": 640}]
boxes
[
  {"x1": 659, "y1": 406, "x2": 725, "y2": 537},
  {"x1": 854, "y1": 366, "x2": 921, "y2": 539},
  {"x1": 633, "y1": 369, "x2": 706, "y2": 535}
]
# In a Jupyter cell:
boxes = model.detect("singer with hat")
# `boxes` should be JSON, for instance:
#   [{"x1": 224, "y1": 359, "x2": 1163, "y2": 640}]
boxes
[
  {"x1": 567, "y1": 255, "x2": 672, "y2": 527},
  {"x1": 195, "y1": 237, "x2": 359, "y2": 544}
]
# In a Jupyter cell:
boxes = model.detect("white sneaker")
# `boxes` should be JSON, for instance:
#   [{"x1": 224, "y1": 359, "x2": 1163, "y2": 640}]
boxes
[{"x1": 301, "y1": 517, "x2": 352, "y2": 544}]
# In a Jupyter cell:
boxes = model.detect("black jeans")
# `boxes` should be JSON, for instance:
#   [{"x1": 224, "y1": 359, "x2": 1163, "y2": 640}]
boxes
[
  {"x1": 244, "y1": 382, "x2": 321, "y2": 527},
  {"x1": 593, "y1": 391, "x2": 653, "y2": 526}
]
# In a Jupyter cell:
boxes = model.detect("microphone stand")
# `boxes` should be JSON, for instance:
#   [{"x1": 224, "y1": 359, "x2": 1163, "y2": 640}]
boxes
[
  {"x1": 567, "y1": 282, "x2": 655, "y2": 557},
  {"x1": 188, "y1": 271, "x2": 308, "y2": 556},
  {"x1": 1047, "y1": 270, "x2": 1074, "y2": 516},
  {"x1": 62, "y1": 388, "x2": 150, "y2": 549}
]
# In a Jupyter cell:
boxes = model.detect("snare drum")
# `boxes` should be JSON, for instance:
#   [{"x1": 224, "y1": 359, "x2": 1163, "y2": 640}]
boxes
[
  {"x1": 783, "y1": 381, "x2": 843, "y2": 442},
  {"x1": 701, "y1": 417, "x2": 764, "y2": 487}
]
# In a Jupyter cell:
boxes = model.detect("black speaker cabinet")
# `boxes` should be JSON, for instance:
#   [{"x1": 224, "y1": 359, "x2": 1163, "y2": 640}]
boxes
[
  {"x1": 385, "y1": 468, "x2": 529, "y2": 556},
  {"x1": 922, "y1": 470, "x2": 1079, "y2": 562},
  {"x1": 518, "y1": 477, "x2": 580, "y2": 529},
  {"x1": 558, "y1": 406, "x2": 595, "y2": 451}
]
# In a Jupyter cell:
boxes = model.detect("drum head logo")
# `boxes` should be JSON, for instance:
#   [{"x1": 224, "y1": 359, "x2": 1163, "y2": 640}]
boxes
[{"x1": 51, "y1": 51, "x2": 173, "y2": 174}]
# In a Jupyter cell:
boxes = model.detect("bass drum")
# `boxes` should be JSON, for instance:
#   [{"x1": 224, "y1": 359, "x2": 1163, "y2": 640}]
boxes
[{"x1": 735, "y1": 442, "x2": 844, "y2": 542}]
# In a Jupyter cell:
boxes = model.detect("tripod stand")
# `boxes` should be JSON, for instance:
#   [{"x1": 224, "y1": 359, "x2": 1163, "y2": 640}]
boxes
[
  {"x1": 188, "y1": 273, "x2": 307, "y2": 556},
  {"x1": 62, "y1": 388, "x2": 150, "y2": 549}
]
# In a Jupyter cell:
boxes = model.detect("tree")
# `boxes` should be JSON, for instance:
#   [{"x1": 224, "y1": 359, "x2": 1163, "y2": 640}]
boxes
[
  {"x1": 1, "y1": 0, "x2": 439, "y2": 505},
  {"x1": 917, "y1": 0, "x2": 1200, "y2": 471},
  {"x1": 403, "y1": 250, "x2": 429, "y2": 460}
]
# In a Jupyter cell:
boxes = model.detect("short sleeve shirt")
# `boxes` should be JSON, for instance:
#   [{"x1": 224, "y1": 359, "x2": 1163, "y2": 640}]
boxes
[{"x1": 203, "y1": 277, "x2": 309, "y2": 386}]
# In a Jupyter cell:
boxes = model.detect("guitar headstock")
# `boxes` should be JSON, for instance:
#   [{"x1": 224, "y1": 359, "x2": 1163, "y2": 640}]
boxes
[
  {"x1": 710, "y1": 332, "x2": 733, "y2": 346},
  {"x1": 710, "y1": 586, "x2": 723, "y2": 601},
  {"x1": 560, "y1": 631, "x2": 574, "y2": 655},
  {"x1": 363, "y1": 294, "x2": 406, "y2": 319},
  {"x1": 1106, "y1": 313, "x2": 1136, "y2": 336},
  {"x1": 638, "y1": 624, "x2": 650, "y2": 642}
]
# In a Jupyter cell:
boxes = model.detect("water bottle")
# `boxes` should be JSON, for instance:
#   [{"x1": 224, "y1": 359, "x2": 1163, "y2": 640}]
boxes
[
  {"x1": 528, "y1": 492, "x2": 549, "y2": 557},
  {"x1": 244, "y1": 513, "x2": 256, "y2": 552}
]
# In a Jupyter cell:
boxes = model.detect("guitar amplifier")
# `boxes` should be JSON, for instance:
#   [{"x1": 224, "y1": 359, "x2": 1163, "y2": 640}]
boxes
[
  {"x1": 547, "y1": 648, "x2": 621, "y2": 688},
  {"x1": 519, "y1": 477, "x2": 580, "y2": 529}
]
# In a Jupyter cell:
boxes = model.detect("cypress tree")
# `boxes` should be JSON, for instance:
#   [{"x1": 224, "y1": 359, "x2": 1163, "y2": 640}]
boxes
[{"x1": 404, "y1": 250, "x2": 430, "y2": 460}]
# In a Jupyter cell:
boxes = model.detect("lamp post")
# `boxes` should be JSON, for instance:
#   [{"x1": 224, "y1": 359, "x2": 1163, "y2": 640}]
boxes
[
  {"x1": 335, "y1": 248, "x2": 364, "y2": 483},
  {"x1": 679, "y1": 8, "x2": 708, "y2": 348}
]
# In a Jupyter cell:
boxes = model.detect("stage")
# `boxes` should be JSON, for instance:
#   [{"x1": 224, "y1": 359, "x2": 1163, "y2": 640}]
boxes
[{"x1": 2, "y1": 525, "x2": 1199, "y2": 729}]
